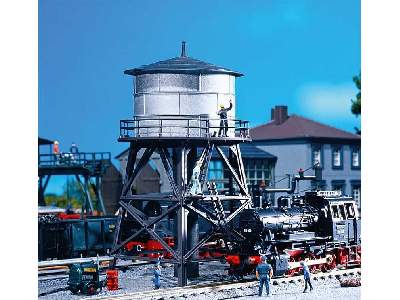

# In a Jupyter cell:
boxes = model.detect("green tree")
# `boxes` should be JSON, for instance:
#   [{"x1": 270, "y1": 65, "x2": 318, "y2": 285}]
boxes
[
  {"x1": 44, "y1": 193, "x2": 68, "y2": 207},
  {"x1": 44, "y1": 176, "x2": 99, "y2": 210},
  {"x1": 351, "y1": 74, "x2": 361, "y2": 116},
  {"x1": 351, "y1": 73, "x2": 361, "y2": 135}
]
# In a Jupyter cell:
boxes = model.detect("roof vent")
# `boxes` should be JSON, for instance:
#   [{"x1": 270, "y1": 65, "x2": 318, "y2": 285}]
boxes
[
  {"x1": 271, "y1": 105, "x2": 289, "y2": 125},
  {"x1": 181, "y1": 41, "x2": 187, "y2": 57}
]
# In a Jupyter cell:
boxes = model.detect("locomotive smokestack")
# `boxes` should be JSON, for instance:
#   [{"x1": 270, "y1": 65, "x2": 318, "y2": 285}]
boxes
[{"x1": 181, "y1": 41, "x2": 187, "y2": 57}]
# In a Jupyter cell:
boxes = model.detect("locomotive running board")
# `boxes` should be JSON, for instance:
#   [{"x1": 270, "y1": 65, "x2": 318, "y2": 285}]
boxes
[{"x1": 287, "y1": 255, "x2": 333, "y2": 269}]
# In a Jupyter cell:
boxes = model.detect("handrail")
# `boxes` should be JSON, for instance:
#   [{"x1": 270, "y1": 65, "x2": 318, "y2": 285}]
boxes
[
  {"x1": 38, "y1": 152, "x2": 111, "y2": 170},
  {"x1": 119, "y1": 115, "x2": 250, "y2": 139}
]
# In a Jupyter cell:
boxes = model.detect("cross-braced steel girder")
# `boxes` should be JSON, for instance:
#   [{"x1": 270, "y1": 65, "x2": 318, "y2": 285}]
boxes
[{"x1": 111, "y1": 140, "x2": 251, "y2": 286}]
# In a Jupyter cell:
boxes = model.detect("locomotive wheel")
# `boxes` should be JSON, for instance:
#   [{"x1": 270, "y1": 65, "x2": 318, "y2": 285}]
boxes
[
  {"x1": 329, "y1": 255, "x2": 337, "y2": 270},
  {"x1": 309, "y1": 264, "x2": 317, "y2": 273},
  {"x1": 86, "y1": 284, "x2": 96, "y2": 295},
  {"x1": 70, "y1": 287, "x2": 79, "y2": 294},
  {"x1": 306, "y1": 255, "x2": 318, "y2": 274},
  {"x1": 286, "y1": 257, "x2": 297, "y2": 277},
  {"x1": 310, "y1": 262, "x2": 321, "y2": 273},
  {"x1": 322, "y1": 255, "x2": 336, "y2": 272}
]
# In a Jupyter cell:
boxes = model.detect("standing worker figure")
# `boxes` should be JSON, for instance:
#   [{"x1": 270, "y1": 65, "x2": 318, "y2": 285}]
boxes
[
  {"x1": 70, "y1": 142, "x2": 79, "y2": 163},
  {"x1": 256, "y1": 256, "x2": 273, "y2": 297},
  {"x1": 53, "y1": 140, "x2": 60, "y2": 164},
  {"x1": 152, "y1": 263, "x2": 162, "y2": 290},
  {"x1": 53, "y1": 140, "x2": 60, "y2": 155},
  {"x1": 259, "y1": 180, "x2": 272, "y2": 208},
  {"x1": 217, "y1": 99, "x2": 233, "y2": 137},
  {"x1": 189, "y1": 161, "x2": 202, "y2": 195},
  {"x1": 70, "y1": 142, "x2": 79, "y2": 153},
  {"x1": 300, "y1": 261, "x2": 313, "y2": 293}
]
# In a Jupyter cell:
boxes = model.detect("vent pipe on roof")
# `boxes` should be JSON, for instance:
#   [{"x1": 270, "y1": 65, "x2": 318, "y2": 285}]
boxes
[
  {"x1": 271, "y1": 105, "x2": 289, "y2": 125},
  {"x1": 181, "y1": 41, "x2": 187, "y2": 57}
]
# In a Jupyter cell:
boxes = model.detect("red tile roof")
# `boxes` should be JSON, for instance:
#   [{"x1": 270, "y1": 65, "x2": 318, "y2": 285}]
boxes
[{"x1": 250, "y1": 115, "x2": 360, "y2": 141}]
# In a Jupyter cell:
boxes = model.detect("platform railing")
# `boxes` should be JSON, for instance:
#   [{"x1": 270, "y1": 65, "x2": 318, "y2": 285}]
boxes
[
  {"x1": 119, "y1": 115, "x2": 250, "y2": 139},
  {"x1": 39, "y1": 152, "x2": 111, "y2": 169}
]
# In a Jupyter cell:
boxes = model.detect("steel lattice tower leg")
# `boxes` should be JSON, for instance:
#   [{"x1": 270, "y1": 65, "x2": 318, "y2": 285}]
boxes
[{"x1": 111, "y1": 141, "x2": 251, "y2": 287}]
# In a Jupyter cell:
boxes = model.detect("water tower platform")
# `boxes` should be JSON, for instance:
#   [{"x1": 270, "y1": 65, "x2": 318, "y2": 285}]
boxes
[{"x1": 118, "y1": 115, "x2": 252, "y2": 146}]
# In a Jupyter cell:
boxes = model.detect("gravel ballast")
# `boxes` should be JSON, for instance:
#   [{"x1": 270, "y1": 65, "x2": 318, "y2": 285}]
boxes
[{"x1": 38, "y1": 262, "x2": 360, "y2": 300}]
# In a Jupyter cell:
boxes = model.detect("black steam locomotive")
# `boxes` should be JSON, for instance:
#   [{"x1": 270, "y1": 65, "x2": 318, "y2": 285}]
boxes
[{"x1": 226, "y1": 189, "x2": 361, "y2": 277}]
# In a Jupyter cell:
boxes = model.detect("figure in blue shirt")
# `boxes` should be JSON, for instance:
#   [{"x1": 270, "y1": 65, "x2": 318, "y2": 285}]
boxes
[
  {"x1": 152, "y1": 264, "x2": 161, "y2": 289},
  {"x1": 256, "y1": 256, "x2": 273, "y2": 296},
  {"x1": 300, "y1": 261, "x2": 313, "y2": 293}
]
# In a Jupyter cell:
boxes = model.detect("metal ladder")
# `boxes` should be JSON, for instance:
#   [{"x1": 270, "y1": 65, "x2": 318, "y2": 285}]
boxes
[
  {"x1": 207, "y1": 182, "x2": 227, "y2": 227},
  {"x1": 186, "y1": 144, "x2": 214, "y2": 195},
  {"x1": 207, "y1": 181, "x2": 239, "y2": 251},
  {"x1": 198, "y1": 144, "x2": 214, "y2": 187}
]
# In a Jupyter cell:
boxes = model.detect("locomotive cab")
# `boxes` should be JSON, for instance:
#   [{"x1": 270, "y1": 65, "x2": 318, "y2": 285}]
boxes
[
  {"x1": 303, "y1": 191, "x2": 360, "y2": 245},
  {"x1": 326, "y1": 197, "x2": 360, "y2": 245}
]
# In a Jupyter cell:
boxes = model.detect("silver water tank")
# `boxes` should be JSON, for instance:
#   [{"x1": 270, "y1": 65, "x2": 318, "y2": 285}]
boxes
[{"x1": 124, "y1": 42, "x2": 243, "y2": 137}]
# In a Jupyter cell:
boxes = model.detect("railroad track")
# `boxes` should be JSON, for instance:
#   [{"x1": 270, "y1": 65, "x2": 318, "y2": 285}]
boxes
[
  {"x1": 38, "y1": 259, "x2": 149, "y2": 281},
  {"x1": 92, "y1": 267, "x2": 361, "y2": 300}
]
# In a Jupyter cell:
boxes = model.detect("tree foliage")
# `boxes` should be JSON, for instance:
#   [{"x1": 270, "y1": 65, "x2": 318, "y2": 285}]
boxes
[
  {"x1": 351, "y1": 74, "x2": 361, "y2": 116},
  {"x1": 44, "y1": 193, "x2": 81, "y2": 209},
  {"x1": 44, "y1": 177, "x2": 98, "y2": 210}
]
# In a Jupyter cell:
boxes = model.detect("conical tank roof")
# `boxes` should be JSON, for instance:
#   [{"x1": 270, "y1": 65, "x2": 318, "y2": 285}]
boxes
[{"x1": 124, "y1": 42, "x2": 243, "y2": 77}]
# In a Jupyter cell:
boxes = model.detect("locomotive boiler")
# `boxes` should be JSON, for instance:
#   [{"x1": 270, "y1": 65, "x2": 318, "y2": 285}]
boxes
[{"x1": 240, "y1": 206, "x2": 319, "y2": 239}]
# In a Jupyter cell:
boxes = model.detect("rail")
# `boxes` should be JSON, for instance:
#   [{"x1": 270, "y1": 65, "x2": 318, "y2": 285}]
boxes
[
  {"x1": 39, "y1": 152, "x2": 111, "y2": 170},
  {"x1": 94, "y1": 267, "x2": 361, "y2": 300},
  {"x1": 119, "y1": 114, "x2": 250, "y2": 139},
  {"x1": 38, "y1": 256, "x2": 114, "y2": 268}
]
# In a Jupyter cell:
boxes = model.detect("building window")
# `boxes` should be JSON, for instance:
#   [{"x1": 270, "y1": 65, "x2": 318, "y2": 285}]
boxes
[
  {"x1": 338, "y1": 205, "x2": 347, "y2": 220},
  {"x1": 345, "y1": 203, "x2": 356, "y2": 219},
  {"x1": 333, "y1": 149, "x2": 341, "y2": 166},
  {"x1": 331, "y1": 180, "x2": 346, "y2": 195},
  {"x1": 332, "y1": 146, "x2": 343, "y2": 169},
  {"x1": 331, "y1": 205, "x2": 340, "y2": 220},
  {"x1": 244, "y1": 159, "x2": 272, "y2": 187},
  {"x1": 351, "y1": 180, "x2": 361, "y2": 210},
  {"x1": 313, "y1": 149, "x2": 321, "y2": 166},
  {"x1": 208, "y1": 158, "x2": 274, "y2": 192},
  {"x1": 311, "y1": 145, "x2": 323, "y2": 168},
  {"x1": 208, "y1": 160, "x2": 224, "y2": 189},
  {"x1": 353, "y1": 187, "x2": 361, "y2": 205},
  {"x1": 351, "y1": 148, "x2": 361, "y2": 169}
]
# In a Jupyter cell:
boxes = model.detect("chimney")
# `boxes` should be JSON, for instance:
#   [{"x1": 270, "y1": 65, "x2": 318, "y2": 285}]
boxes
[{"x1": 271, "y1": 105, "x2": 288, "y2": 125}]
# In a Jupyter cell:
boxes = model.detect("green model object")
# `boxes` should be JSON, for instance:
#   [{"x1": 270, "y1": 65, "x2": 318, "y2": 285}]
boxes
[{"x1": 68, "y1": 262, "x2": 106, "y2": 295}]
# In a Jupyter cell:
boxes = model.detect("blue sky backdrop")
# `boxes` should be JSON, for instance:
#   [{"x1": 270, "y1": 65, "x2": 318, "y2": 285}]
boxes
[{"x1": 39, "y1": 0, "x2": 360, "y2": 194}]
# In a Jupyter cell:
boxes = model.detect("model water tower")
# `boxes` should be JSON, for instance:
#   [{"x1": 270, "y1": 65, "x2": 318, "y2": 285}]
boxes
[
  {"x1": 124, "y1": 41, "x2": 242, "y2": 137},
  {"x1": 113, "y1": 42, "x2": 251, "y2": 287}
]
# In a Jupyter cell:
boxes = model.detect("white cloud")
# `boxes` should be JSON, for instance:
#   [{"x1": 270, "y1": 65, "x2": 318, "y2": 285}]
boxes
[{"x1": 296, "y1": 82, "x2": 358, "y2": 121}]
